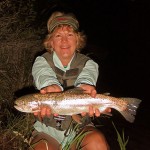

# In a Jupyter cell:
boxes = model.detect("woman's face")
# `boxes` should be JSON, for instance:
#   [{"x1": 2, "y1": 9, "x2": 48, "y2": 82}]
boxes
[{"x1": 50, "y1": 26, "x2": 78, "y2": 61}]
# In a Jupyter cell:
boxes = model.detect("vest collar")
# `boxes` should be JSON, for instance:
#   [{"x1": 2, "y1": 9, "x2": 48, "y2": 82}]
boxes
[{"x1": 53, "y1": 52, "x2": 76, "y2": 71}]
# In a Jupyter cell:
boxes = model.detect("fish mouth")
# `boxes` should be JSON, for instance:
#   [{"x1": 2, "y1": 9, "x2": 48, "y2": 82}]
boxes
[
  {"x1": 14, "y1": 105, "x2": 27, "y2": 112},
  {"x1": 14, "y1": 105, "x2": 30, "y2": 113},
  {"x1": 14, "y1": 105, "x2": 31, "y2": 113},
  {"x1": 14, "y1": 105, "x2": 40, "y2": 113}
]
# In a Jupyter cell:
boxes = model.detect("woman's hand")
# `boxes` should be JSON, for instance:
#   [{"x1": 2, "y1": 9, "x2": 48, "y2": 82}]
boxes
[
  {"x1": 40, "y1": 84, "x2": 62, "y2": 94},
  {"x1": 79, "y1": 84, "x2": 97, "y2": 97},
  {"x1": 79, "y1": 84, "x2": 111, "y2": 117},
  {"x1": 34, "y1": 84, "x2": 61, "y2": 118}
]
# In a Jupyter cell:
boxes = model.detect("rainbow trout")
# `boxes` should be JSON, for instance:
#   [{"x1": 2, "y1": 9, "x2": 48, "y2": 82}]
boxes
[{"x1": 14, "y1": 88, "x2": 141, "y2": 123}]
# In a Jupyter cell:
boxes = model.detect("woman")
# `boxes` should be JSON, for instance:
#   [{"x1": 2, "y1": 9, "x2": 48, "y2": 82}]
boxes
[{"x1": 30, "y1": 11, "x2": 110, "y2": 150}]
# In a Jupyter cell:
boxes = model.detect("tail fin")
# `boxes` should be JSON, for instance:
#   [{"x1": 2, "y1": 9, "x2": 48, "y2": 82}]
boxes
[{"x1": 120, "y1": 98, "x2": 142, "y2": 123}]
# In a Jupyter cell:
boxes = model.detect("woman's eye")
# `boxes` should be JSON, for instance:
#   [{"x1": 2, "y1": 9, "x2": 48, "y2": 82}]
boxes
[
  {"x1": 68, "y1": 33, "x2": 73, "y2": 36},
  {"x1": 55, "y1": 34, "x2": 61, "y2": 37}
]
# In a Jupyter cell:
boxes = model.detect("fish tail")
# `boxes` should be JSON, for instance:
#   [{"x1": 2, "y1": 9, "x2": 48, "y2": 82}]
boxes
[{"x1": 120, "y1": 98, "x2": 141, "y2": 123}]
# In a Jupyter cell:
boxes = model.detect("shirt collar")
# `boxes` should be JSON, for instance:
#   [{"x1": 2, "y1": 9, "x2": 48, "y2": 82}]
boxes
[{"x1": 53, "y1": 52, "x2": 75, "y2": 71}]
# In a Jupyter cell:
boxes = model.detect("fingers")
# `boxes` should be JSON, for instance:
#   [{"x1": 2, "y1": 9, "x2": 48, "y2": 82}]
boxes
[
  {"x1": 81, "y1": 112, "x2": 87, "y2": 117},
  {"x1": 34, "y1": 111, "x2": 39, "y2": 116},
  {"x1": 89, "y1": 105, "x2": 94, "y2": 117},
  {"x1": 41, "y1": 107, "x2": 47, "y2": 117},
  {"x1": 81, "y1": 106, "x2": 95, "y2": 117},
  {"x1": 46, "y1": 107, "x2": 51, "y2": 116},
  {"x1": 53, "y1": 113, "x2": 59, "y2": 117},
  {"x1": 95, "y1": 108, "x2": 100, "y2": 117},
  {"x1": 107, "y1": 108, "x2": 111, "y2": 113},
  {"x1": 90, "y1": 89, "x2": 97, "y2": 98},
  {"x1": 40, "y1": 88, "x2": 47, "y2": 94},
  {"x1": 33, "y1": 106, "x2": 51, "y2": 118},
  {"x1": 88, "y1": 106, "x2": 100, "y2": 117},
  {"x1": 79, "y1": 84, "x2": 97, "y2": 98},
  {"x1": 40, "y1": 85, "x2": 62, "y2": 94},
  {"x1": 81, "y1": 106, "x2": 101, "y2": 117}
]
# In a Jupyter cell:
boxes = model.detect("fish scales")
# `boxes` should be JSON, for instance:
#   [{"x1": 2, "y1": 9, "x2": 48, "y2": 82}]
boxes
[{"x1": 14, "y1": 89, "x2": 141, "y2": 123}]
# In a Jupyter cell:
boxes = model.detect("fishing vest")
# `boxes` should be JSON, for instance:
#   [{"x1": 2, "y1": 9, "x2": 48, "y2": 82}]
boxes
[
  {"x1": 42, "y1": 52, "x2": 90, "y2": 89},
  {"x1": 40, "y1": 52, "x2": 91, "y2": 131}
]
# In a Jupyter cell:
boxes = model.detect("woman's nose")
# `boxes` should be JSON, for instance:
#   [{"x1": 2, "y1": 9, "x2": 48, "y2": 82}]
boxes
[{"x1": 61, "y1": 36, "x2": 68, "y2": 42}]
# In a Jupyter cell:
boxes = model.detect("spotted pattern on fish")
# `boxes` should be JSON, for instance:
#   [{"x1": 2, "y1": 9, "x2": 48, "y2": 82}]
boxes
[{"x1": 14, "y1": 89, "x2": 141, "y2": 123}]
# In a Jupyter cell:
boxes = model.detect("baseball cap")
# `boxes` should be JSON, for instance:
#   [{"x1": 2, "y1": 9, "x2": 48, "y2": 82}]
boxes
[{"x1": 48, "y1": 15, "x2": 79, "y2": 33}]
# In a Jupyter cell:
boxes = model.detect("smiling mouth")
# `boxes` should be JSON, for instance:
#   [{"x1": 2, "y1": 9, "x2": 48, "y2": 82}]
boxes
[
  {"x1": 61, "y1": 45, "x2": 70, "y2": 48},
  {"x1": 61, "y1": 47, "x2": 69, "y2": 50}
]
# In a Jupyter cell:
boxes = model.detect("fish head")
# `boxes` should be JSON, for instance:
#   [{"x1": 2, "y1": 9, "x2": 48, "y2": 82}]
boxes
[{"x1": 14, "y1": 95, "x2": 40, "y2": 113}]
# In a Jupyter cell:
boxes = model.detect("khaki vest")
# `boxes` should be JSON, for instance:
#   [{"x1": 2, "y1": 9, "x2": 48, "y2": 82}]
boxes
[
  {"x1": 41, "y1": 52, "x2": 91, "y2": 131},
  {"x1": 42, "y1": 52, "x2": 90, "y2": 89}
]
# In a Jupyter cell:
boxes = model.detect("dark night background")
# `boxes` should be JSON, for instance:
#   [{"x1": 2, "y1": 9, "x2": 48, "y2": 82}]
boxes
[
  {"x1": 34, "y1": 0, "x2": 150, "y2": 149},
  {"x1": 35, "y1": 0, "x2": 150, "y2": 150},
  {"x1": 33, "y1": 0, "x2": 150, "y2": 149},
  {"x1": 1, "y1": 0, "x2": 150, "y2": 149}
]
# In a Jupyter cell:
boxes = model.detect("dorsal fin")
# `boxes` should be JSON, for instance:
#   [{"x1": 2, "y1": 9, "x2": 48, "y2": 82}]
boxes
[{"x1": 64, "y1": 87, "x2": 85, "y2": 94}]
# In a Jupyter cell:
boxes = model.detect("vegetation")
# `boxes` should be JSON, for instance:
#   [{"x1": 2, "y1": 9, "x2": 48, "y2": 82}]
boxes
[
  {"x1": 0, "y1": 110, "x2": 34, "y2": 149},
  {"x1": 0, "y1": 0, "x2": 44, "y2": 149},
  {"x1": 0, "y1": 0, "x2": 44, "y2": 105},
  {"x1": 112, "y1": 122, "x2": 129, "y2": 150}
]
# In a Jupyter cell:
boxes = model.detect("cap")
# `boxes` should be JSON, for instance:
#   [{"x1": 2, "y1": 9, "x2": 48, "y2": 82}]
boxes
[{"x1": 48, "y1": 15, "x2": 79, "y2": 33}]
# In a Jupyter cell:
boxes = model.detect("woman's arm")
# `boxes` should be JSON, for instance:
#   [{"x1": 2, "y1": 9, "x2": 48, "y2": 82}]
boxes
[
  {"x1": 74, "y1": 59, "x2": 99, "y2": 87},
  {"x1": 32, "y1": 56, "x2": 63, "y2": 90}
]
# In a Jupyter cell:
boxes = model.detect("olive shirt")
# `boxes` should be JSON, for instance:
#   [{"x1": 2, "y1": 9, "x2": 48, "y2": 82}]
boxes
[{"x1": 32, "y1": 52, "x2": 99, "y2": 91}]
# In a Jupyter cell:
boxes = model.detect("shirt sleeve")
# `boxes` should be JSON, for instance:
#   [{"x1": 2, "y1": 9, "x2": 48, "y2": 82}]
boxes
[
  {"x1": 32, "y1": 56, "x2": 63, "y2": 90},
  {"x1": 74, "y1": 59, "x2": 99, "y2": 86}
]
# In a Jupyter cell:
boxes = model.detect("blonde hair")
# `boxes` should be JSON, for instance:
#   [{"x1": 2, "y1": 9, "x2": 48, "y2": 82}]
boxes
[{"x1": 43, "y1": 11, "x2": 86, "y2": 53}]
